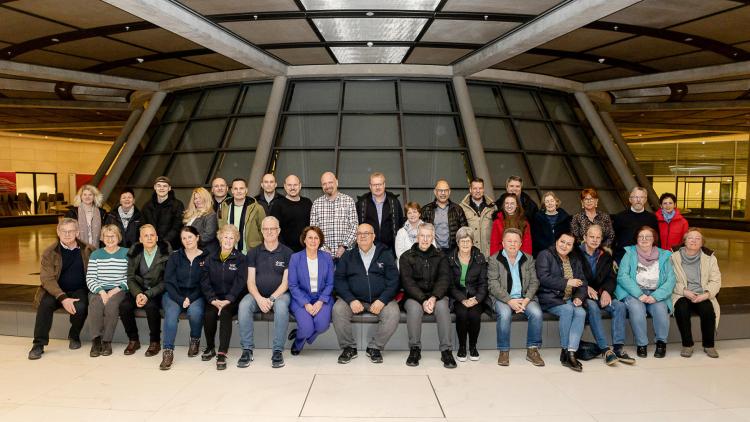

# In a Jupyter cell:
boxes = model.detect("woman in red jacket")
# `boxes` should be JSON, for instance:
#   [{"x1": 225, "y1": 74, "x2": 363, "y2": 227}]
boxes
[
  {"x1": 489, "y1": 193, "x2": 532, "y2": 256},
  {"x1": 655, "y1": 192, "x2": 688, "y2": 251}
]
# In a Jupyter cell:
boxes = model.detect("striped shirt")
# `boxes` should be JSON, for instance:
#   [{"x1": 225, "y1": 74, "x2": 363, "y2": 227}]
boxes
[
  {"x1": 86, "y1": 247, "x2": 129, "y2": 293},
  {"x1": 310, "y1": 192, "x2": 358, "y2": 256}
]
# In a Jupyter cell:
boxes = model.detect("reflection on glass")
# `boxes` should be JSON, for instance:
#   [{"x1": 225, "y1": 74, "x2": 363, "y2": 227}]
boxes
[
  {"x1": 168, "y1": 153, "x2": 214, "y2": 186},
  {"x1": 343, "y1": 81, "x2": 397, "y2": 111},
  {"x1": 406, "y1": 151, "x2": 468, "y2": 187},
  {"x1": 179, "y1": 119, "x2": 228, "y2": 150},
  {"x1": 288, "y1": 81, "x2": 341, "y2": 112},
  {"x1": 515, "y1": 121, "x2": 559, "y2": 151},
  {"x1": 502, "y1": 87, "x2": 542, "y2": 118},
  {"x1": 403, "y1": 116, "x2": 460, "y2": 148},
  {"x1": 400, "y1": 81, "x2": 452, "y2": 112},
  {"x1": 163, "y1": 91, "x2": 200, "y2": 121},
  {"x1": 469, "y1": 84, "x2": 504, "y2": 115},
  {"x1": 147, "y1": 123, "x2": 185, "y2": 153},
  {"x1": 476, "y1": 118, "x2": 518, "y2": 149},
  {"x1": 279, "y1": 116, "x2": 338, "y2": 147},
  {"x1": 274, "y1": 151, "x2": 336, "y2": 188},
  {"x1": 194, "y1": 86, "x2": 240, "y2": 117},
  {"x1": 215, "y1": 151, "x2": 255, "y2": 183},
  {"x1": 338, "y1": 151, "x2": 403, "y2": 185},
  {"x1": 526, "y1": 154, "x2": 574, "y2": 186},
  {"x1": 240, "y1": 84, "x2": 272, "y2": 114},
  {"x1": 131, "y1": 155, "x2": 169, "y2": 186},
  {"x1": 228, "y1": 118, "x2": 264, "y2": 148},
  {"x1": 341, "y1": 116, "x2": 399, "y2": 147}
]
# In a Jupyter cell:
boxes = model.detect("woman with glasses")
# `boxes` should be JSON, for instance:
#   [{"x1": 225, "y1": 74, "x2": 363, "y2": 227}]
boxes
[{"x1": 570, "y1": 188, "x2": 614, "y2": 248}]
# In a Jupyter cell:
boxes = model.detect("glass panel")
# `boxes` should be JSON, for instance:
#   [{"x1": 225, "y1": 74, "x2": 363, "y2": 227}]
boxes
[
  {"x1": 168, "y1": 153, "x2": 214, "y2": 186},
  {"x1": 557, "y1": 124, "x2": 593, "y2": 154},
  {"x1": 331, "y1": 46, "x2": 409, "y2": 64},
  {"x1": 163, "y1": 91, "x2": 200, "y2": 121},
  {"x1": 227, "y1": 117, "x2": 263, "y2": 148},
  {"x1": 541, "y1": 93, "x2": 576, "y2": 122},
  {"x1": 526, "y1": 154, "x2": 575, "y2": 187},
  {"x1": 515, "y1": 121, "x2": 559, "y2": 151},
  {"x1": 343, "y1": 81, "x2": 397, "y2": 111},
  {"x1": 288, "y1": 81, "x2": 341, "y2": 112},
  {"x1": 485, "y1": 153, "x2": 531, "y2": 189},
  {"x1": 240, "y1": 83, "x2": 272, "y2": 114},
  {"x1": 171, "y1": 188, "x2": 193, "y2": 208},
  {"x1": 279, "y1": 116, "x2": 338, "y2": 147},
  {"x1": 273, "y1": 150, "x2": 336, "y2": 189},
  {"x1": 340, "y1": 116, "x2": 399, "y2": 147},
  {"x1": 147, "y1": 122, "x2": 185, "y2": 153},
  {"x1": 132, "y1": 188, "x2": 152, "y2": 209},
  {"x1": 400, "y1": 81, "x2": 452, "y2": 113},
  {"x1": 338, "y1": 151, "x2": 403, "y2": 186},
  {"x1": 194, "y1": 86, "x2": 240, "y2": 117},
  {"x1": 597, "y1": 190, "x2": 623, "y2": 214},
  {"x1": 476, "y1": 118, "x2": 518, "y2": 149},
  {"x1": 215, "y1": 151, "x2": 255, "y2": 183},
  {"x1": 403, "y1": 116, "x2": 461, "y2": 148},
  {"x1": 571, "y1": 156, "x2": 610, "y2": 188},
  {"x1": 313, "y1": 18, "x2": 427, "y2": 42},
  {"x1": 549, "y1": 190, "x2": 582, "y2": 214},
  {"x1": 502, "y1": 87, "x2": 542, "y2": 118},
  {"x1": 179, "y1": 119, "x2": 228, "y2": 150},
  {"x1": 469, "y1": 84, "x2": 504, "y2": 115},
  {"x1": 405, "y1": 151, "x2": 468, "y2": 188},
  {"x1": 407, "y1": 189, "x2": 435, "y2": 208},
  {"x1": 131, "y1": 154, "x2": 169, "y2": 186}
]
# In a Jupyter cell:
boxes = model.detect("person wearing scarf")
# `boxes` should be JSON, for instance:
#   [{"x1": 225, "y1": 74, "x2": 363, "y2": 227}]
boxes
[
  {"x1": 656, "y1": 192, "x2": 689, "y2": 251},
  {"x1": 395, "y1": 202, "x2": 436, "y2": 268},
  {"x1": 66, "y1": 184, "x2": 107, "y2": 249},
  {"x1": 104, "y1": 188, "x2": 143, "y2": 248}
]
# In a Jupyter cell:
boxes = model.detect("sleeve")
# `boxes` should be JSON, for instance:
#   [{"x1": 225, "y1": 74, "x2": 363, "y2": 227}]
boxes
[
  {"x1": 343, "y1": 200, "x2": 358, "y2": 248},
  {"x1": 616, "y1": 251, "x2": 644, "y2": 298},
  {"x1": 379, "y1": 252, "x2": 400, "y2": 304},
  {"x1": 535, "y1": 251, "x2": 567, "y2": 292},
  {"x1": 431, "y1": 256, "x2": 452, "y2": 299},
  {"x1": 334, "y1": 253, "x2": 356, "y2": 303},
  {"x1": 395, "y1": 229, "x2": 410, "y2": 262},
  {"x1": 394, "y1": 198, "x2": 405, "y2": 230},
  {"x1": 570, "y1": 215, "x2": 583, "y2": 243},
  {"x1": 651, "y1": 252, "x2": 676, "y2": 302},
  {"x1": 573, "y1": 260, "x2": 588, "y2": 302},
  {"x1": 521, "y1": 223, "x2": 533, "y2": 255},
  {"x1": 487, "y1": 256, "x2": 510, "y2": 303},
  {"x1": 474, "y1": 260, "x2": 488, "y2": 303},
  {"x1": 164, "y1": 254, "x2": 182, "y2": 302},
  {"x1": 599, "y1": 256, "x2": 617, "y2": 296},
  {"x1": 227, "y1": 255, "x2": 248, "y2": 303},
  {"x1": 399, "y1": 253, "x2": 427, "y2": 302},
  {"x1": 319, "y1": 255, "x2": 335, "y2": 303},
  {"x1": 602, "y1": 214, "x2": 615, "y2": 248},
  {"x1": 39, "y1": 248, "x2": 64, "y2": 300},
  {"x1": 201, "y1": 214, "x2": 218, "y2": 244},
  {"x1": 355, "y1": 197, "x2": 365, "y2": 224},
  {"x1": 458, "y1": 207, "x2": 468, "y2": 229},
  {"x1": 705, "y1": 255, "x2": 721, "y2": 299},
  {"x1": 144, "y1": 265, "x2": 166, "y2": 299},
  {"x1": 86, "y1": 253, "x2": 101, "y2": 294},
  {"x1": 524, "y1": 257, "x2": 540, "y2": 299},
  {"x1": 448, "y1": 261, "x2": 466, "y2": 302},
  {"x1": 309, "y1": 201, "x2": 319, "y2": 228},
  {"x1": 287, "y1": 254, "x2": 311, "y2": 308},
  {"x1": 167, "y1": 202, "x2": 185, "y2": 249},
  {"x1": 199, "y1": 260, "x2": 216, "y2": 303},
  {"x1": 489, "y1": 219, "x2": 502, "y2": 257}
]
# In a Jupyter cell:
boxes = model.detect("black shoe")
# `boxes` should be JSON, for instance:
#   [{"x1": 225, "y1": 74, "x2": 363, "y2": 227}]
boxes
[
  {"x1": 366, "y1": 347, "x2": 383, "y2": 364},
  {"x1": 290, "y1": 346, "x2": 300, "y2": 356},
  {"x1": 272, "y1": 350, "x2": 285, "y2": 368},
  {"x1": 456, "y1": 346, "x2": 467, "y2": 362},
  {"x1": 441, "y1": 350, "x2": 457, "y2": 369},
  {"x1": 469, "y1": 347, "x2": 480, "y2": 361},
  {"x1": 216, "y1": 354, "x2": 227, "y2": 370},
  {"x1": 288, "y1": 329, "x2": 297, "y2": 341},
  {"x1": 201, "y1": 347, "x2": 216, "y2": 361},
  {"x1": 563, "y1": 351, "x2": 583, "y2": 372},
  {"x1": 28, "y1": 344, "x2": 44, "y2": 360},
  {"x1": 101, "y1": 341, "x2": 112, "y2": 356},
  {"x1": 560, "y1": 348, "x2": 567, "y2": 363},
  {"x1": 613, "y1": 345, "x2": 636, "y2": 365},
  {"x1": 237, "y1": 349, "x2": 253, "y2": 368},
  {"x1": 406, "y1": 347, "x2": 421, "y2": 367},
  {"x1": 654, "y1": 341, "x2": 666, "y2": 358},
  {"x1": 69, "y1": 337, "x2": 81, "y2": 350},
  {"x1": 90, "y1": 336, "x2": 102, "y2": 358},
  {"x1": 637, "y1": 345, "x2": 647, "y2": 358},
  {"x1": 337, "y1": 347, "x2": 358, "y2": 364}
]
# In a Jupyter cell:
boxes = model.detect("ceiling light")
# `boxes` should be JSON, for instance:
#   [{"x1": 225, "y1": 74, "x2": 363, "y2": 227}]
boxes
[
  {"x1": 366, "y1": 41, "x2": 374, "y2": 47},
  {"x1": 125, "y1": 26, "x2": 130, "y2": 31},
  {"x1": 366, "y1": 11, "x2": 374, "y2": 16},
  {"x1": 51, "y1": 38, "x2": 60, "y2": 42},
  {"x1": 98, "y1": 132, "x2": 103, "y2": 135},
  {"x1": 597, "y1": 58, "x2": 605, "y2": 63},
  {"x1": 136, "y1": 58, "x2": 144, "y2": 63},
  {"x1": 613, "y1": 25, "x2": 619, "y2": 31},
  {"x1": 483, "y1": 15, "x2": 488, "y2": 20},
  {"x1": 58, "y1": 87, "x2": 66, "y2": 91},
  {"x1": 684, "y1": 37, "x2": 693, "y2": 42},
  {"x1": 253, "y1": 15, "x2": 258, "y2": 20}
]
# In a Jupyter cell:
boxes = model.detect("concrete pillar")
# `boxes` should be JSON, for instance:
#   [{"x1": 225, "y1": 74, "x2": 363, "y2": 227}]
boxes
[
  {"x1": 745, "y1": 132, "x2": 750, "y2": 221},
  {"x1": 90, "y1": 107, "x2": 143, "y2": 188},
  {"x1": 100, "y1": 91, "x2": 167, "y2": 200},
  {"x1": 247, "y1": 75, "x2": 287, "y2": 197},
  {"x1": 452, "y1": 75, "x2": 494, "y2": 194}
]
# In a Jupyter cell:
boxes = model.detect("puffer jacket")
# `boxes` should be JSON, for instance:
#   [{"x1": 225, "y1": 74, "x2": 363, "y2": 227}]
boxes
[
  {"x1": 459, "y1": 194, "x2": 496, "y2": 257},
  {"x1": 421, "y1": 199, "x2": 468, "y2": 250},
  {"x1": 399, "y1": 244, "x2": 451, "y2": 302},
  {"x1": 447, "y1": 246, "x2": 488, "y2": 304},
  {"x1": 535, "y1": 246, "x2": 587, "y2": 310},
  {"x1": 126, "y1": 240, "x2": 171, "y2": 299}
]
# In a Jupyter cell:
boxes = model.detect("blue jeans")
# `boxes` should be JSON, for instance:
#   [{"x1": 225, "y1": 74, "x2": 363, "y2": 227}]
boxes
[
  {"x1": 623, "y1": 289, "x2": 670, "y2": 346},
  {"x1": 162, "y1": 292, "x2": 205, "y2": 350},
  {"x1": 494, "y1": 300, "x2": 543, "y2": 351},
  {"x1": 586, "y1": 298, "x2": 627, "y2": 349},
  {"x1": 547, "y1": 300, "x2": 586, "y2": 351},
  {"x1": 238, "y1": 292, "x2": 291, "y2": 352}
]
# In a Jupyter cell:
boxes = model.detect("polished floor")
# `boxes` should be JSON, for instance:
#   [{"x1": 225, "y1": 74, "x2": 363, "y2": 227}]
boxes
[
  {"x1": 1, "y1": 335, "x2": 749, "y2": 421},
  {"x1": 1, "y1": 224, "x2": 749, "y2": 287}
]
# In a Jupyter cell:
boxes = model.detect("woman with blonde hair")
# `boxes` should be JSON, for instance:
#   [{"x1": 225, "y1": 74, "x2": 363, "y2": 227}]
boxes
[
  {"x1": 183, "y1": 187, "x2": 218, "y2": 253},
  {"x1": 66, "y1": 184, "x2": 107, "y2": 248}
]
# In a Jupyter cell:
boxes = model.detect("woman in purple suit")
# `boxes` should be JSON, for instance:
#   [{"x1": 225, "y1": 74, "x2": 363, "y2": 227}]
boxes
[{"x1": 288, "y1": 226, "x2": 335, "y2": 354}]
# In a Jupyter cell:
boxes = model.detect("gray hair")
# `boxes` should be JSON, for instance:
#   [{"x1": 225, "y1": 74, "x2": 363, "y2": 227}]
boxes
[
  {"x1": 455, "y1": 226, "x2": 474, "y2": 243},
  {"x1": 262, "y1": 215, "x2": 280, "y2": 228},
  {"x1": 417, "y1": 222, "x2": 435, "y2": 235},
  {"x1": 58, "y1": 218, "x2": 79, "y2": 229}
]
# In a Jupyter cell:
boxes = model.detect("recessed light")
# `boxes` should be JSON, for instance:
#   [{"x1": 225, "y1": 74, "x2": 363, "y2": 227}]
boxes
[
  {"x1": 136, "y1": 58, "x2": 144, "y2": 63},
  {"x1": 684, "y1": 37, "x2": 692, "y2": 42},
  {"x1": 483, "y1": 15, "x2": 488, "y2": 20},
  {"x1": 98, "y1": 132, "x2": 103, "y2": 135},
  {"x1": 366, "y1": 41, "x2": 374, "y2": 47},
  {"x1": 125, "y1": 26, "x2": 130, "y2": 31},
  {"x1": 253, "y1": 15, "x2": 258, "y2": 20},
  {"x1": 597, "y1": 58, "x2": 605, "y2": 63},
  {"x1": 51, "y1": 38, "x2": 60, "y2": 42},
  {"x1": 365, "y1": 11, "x2": 374, "y2": 16},
  {"x1": 613, "y1": 25, "x2": 619, "y2": 31}
]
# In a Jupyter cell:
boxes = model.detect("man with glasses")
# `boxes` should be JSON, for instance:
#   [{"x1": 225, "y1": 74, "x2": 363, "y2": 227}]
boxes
[
  {"x1": 421, "y1": 179, "x2": 467, "y2": 254},
  {"x1": 355, "y1": 172, "x2": 403, "y2": 254},
  {"x1": 612, "y1": 187, "x2": 658, "y2": 263}
]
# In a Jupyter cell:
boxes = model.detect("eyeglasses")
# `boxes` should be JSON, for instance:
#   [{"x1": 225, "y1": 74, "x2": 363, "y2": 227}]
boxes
[
  {"x1": 356, "y1": 232, "x2": 374, "y2": 236},
  {"x1": 261, "y1": 227, "x2": 279, "y2": 232},
  {"x1": 435, "y1": 189, "x2": 450, "y2": 194},
  {"x1": 637, "y1": 235, "x2": 653, "y2": 240},
  {"x1": 582, "y1": 197, "x2": 596, "y2": 202},
  {"x1": 629, "y1": 195, "x2": 646, "y2": 200},
  {"x1": 59, "y1": 230, "x2": 77, "y2": 235}
]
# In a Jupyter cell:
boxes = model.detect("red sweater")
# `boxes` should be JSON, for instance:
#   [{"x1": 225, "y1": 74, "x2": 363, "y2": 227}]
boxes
[
  {"x1": 489, "y1": 214, "x2": 532, "y2": 256},
  {"x1": 655, "y1": 208, "x2": 689, "y2": 251}
]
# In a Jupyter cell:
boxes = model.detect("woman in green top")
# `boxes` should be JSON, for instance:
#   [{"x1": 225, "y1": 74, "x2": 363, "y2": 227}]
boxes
[{"x1": 447, "y1": 227, "x2": 488, "y2": 362}]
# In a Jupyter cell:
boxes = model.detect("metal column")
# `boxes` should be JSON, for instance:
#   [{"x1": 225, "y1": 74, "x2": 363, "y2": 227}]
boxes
[
  {"x1": 247, "y1": 75, "x2": 287, "y2": 197},
  {"x1": 90, "y1": 107, "x2": 143, "y2": 188},
  {"x1": 452, "y1": 75, "x2": 494, "y2": 194}
]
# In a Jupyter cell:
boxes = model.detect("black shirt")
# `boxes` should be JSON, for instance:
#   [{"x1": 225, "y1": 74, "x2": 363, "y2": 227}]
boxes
[
  {"x1": 246, "y1": 243, "x2": 293, "y2": 297},
  {"x1": 270, "y1": 196, "x2": 313, "y2": 252},
  {"x1": 58, "y1": 246, "x2": 86, "y2": 292}
]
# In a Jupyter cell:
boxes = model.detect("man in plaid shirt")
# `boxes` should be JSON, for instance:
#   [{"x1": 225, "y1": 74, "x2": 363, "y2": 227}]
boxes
[{"x1": 310, "y1": 172, "x2": 358, "y2": 258}]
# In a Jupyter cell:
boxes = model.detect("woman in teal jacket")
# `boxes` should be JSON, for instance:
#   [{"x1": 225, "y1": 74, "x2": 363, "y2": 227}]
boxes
[{"x1": 616, "y1": 226, "x2": 676, "y2": 359}]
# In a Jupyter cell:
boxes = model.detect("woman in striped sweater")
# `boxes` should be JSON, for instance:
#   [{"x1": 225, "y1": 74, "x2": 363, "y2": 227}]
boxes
[{"x1": 86, "y1": 224, "x2": 129, "y2": 357}]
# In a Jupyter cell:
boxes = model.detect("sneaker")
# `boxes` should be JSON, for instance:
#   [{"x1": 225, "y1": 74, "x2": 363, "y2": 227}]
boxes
[
  {"x1": 654, "y1": 341, "x2": 666, "y2": 358},
  {"x1": 441, "y1": 350, "x2": 457, "y2": 369},
  {"x1": 201, "y1": 347, "x2": 216, "y2": 361},
  {"x1": 366, "y1": 347, "x2": 383, "y2": 364},
  {"x1": 681, "y1": 346, "x2": 694, "y2": 358},
  {"x1": 469, "y1": 347, "x2": 480, "y2": 361},
  {"x1": 337, "y1": 347, "x2": 358, "y2": 364},
  {"x1": 124, "y1": 340, "x2": 141, "y2": 355},
  {"x1": 216, "y1": 354, "x2": 227, "y2": 370},
  {"x1": 604, "y1": 349, "x2": 618, "y2": 366},
  {"x1": 159, "y1": 349, "x2": 174, "y2": 370},
  {"x1": 526, "y1": 347, "x2": 545, "y2": 366},
  {"x1": 497, "y1": 351, "x2": 510, "y2": 366},
  {"x1": 704, "y1": 347, "x2": 719, "y2": 358},
  {"x1": 69, "y1": 337, "x2": 82, "y2": 350},
  {"x1": 406, "y1": 347, "x2": 421, "y2": 367},
  {"x1": 237, "y1": 349, "x2": 253, "y2": 368},
  {"x1": 90, "y1": 336, "x2": 102, "y2": 358},
  {"x1": 456, "y1": 346, "x2": 467, "y2": 362},
  {"x1": 28, "y1": 344, "x2": 44, "y2": 360},
  {"x1": 636, "y1": 345, "x2": 647, "y2": 358},
  {"x1": 187, "y1": 337, "x2": 200, "y2": 357},
  {"x1": 613, "y1": 346, "x2": 636, "y2": 365},
  {"x1": 271, "y1": 350, "x2": 285, "y2": 368},
  {"x1": 101, "y1": 341, "x2": 113, "y2": 356}
]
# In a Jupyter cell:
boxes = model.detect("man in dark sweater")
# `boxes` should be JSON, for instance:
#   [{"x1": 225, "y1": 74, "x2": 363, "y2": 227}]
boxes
[
  {"x1": 612, "y1": 186, "x2": 659, "y2": 263},
  {"x1": 255, "y1": 173, "x2": 284, "y2": 215},
  {"x1": 141, "y1": 176, "x2": 185, "y2": 250},
  {"x1": 29, "y1": 218, "x2": 95, "y2": 359},
  {"x1": 270, "y1": 174, "x2": 312, "y2": 252},
  {"x1": 211, "y1": 177, "x2": 230, "y2": 213},
  {"x1": 355, "y1": 172, "x2": 403, "y2": 254}
]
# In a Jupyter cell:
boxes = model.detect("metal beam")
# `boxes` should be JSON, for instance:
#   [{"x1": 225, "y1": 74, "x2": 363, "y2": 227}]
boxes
[
  {"x1": 287, "y1": 64, "x2": 453, "y2": 78},
  {"x1": 102, "y1": 0, "x2": 286, "y2": 76},
  {"x1": 617, "y1": 122, "x2": 750, "y2": 133},
  {"x1": 0, "y1": 77, "x2": 55, "y2": 92},
  {"x1": 0, "y1": 121, "x2": 124, "y2": 131},
  {"x1": 0, "y1": 97, "x2": 130, "y2": 110},
  {"x1": 468, "y1": 68, "x2": 584, "y2": 92},
  {"x1": 247, "y1": 75, "x2": 287, "y2": 197},
  {"x1": 160, "y1": 69, "x2": 271, "y2": 92},
  {"x1": 453, "y1": 0, "x2": 641, "y2": 76},
  {"x1": 452, "y1": 75, "x2": 494, "y2": 194},
  {"x1": 0, "y1": 59, "x2": 158, "y2": 91},
  {"x1": 606, "y1": 100, "x2": 750, "y2": 112},
  {"x1": 91, "y1": 108, "x2": 143, "y2": 188}
]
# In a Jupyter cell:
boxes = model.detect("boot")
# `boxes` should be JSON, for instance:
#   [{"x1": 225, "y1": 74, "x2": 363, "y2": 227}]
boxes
[
  {"x1": 101, "y1": 341, "x2": 113, "y2": 356},
  {"x1": 187, "y1": 337, "x2": 200, "y2": 357},
  {"x1": 90, "y1": 336, "x2": 102, "y2": 358},
  {"x1": 564, "y1": 351, "x2": 583, "y2": 372},
  {"x1": 145, "y1": 341, "x2": 161, "y2": 357},
  {"x1": 124, "y1": 340, "x2": 141, "y2": 355},
  {"x1": 159, "y1": 349, "x2": 174, "y2": 370}
]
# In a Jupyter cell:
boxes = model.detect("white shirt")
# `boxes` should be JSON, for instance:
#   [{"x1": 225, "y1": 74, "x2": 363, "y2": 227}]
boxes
[
  {"x1": 636, "y1": 261, "x2": 660, "y2": 290},
  {"x1": 307, "y1": 257, "x2": 318, "y2": 293}
]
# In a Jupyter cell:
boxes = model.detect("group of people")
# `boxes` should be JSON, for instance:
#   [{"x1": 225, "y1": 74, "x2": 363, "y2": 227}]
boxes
[{"x1": 28, "y1": 171, "x2": 721, "y2": 372}]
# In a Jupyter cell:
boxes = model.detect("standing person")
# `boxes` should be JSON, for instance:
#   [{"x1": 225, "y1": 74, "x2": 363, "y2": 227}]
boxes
[
  {"x1": 160, "y1": 226, "x2": 208, "y2": 370},
  {"x1": 28, "y1": 218, "x2": 94, "y2": 360},
  {"x1": 506, "y1": 176, "x2": 538, "y2": 226},
  {"x1": 66, "y1": 184, "x2": 107, "y2": 248},
  {"x1": 287, "y1": 226, "x2": 335, "y2": 352},
  {"x1": 400, "y1": 223, "x2": 456, "y2": 368},
  {"x1": 531, "y1": 192, "x2": 571, "y2": 257},
  {"x1": 255, "y1": 173, "x2": 283, "y2": 215},
  {"x1": 489, "y1": 193, "x2": 532, "y2": 256},
  {"x1": 310, "y1": 172, "x2": 358, "y2": 259},
  {"x1": 85, "y1": 225, "x2": 129, "y2": 357},
  {"x1": 395, "y1": 202, "x2": 437, "y2": 265},
  {"x1": 333, "y1": 223, "x2": 400, "y2": 364},
  {"x1": 200, "y1": 224, "x2": 247, "y2": 370},
  {"x1": 570, "y1": 188, "x2": 614, "y2": 248},
  {"x1": 447, "y1": 227, "x2": 488, "y2": 362},
  {"x1": 616, "y1": 226, "x2": 675, "y2": 358},
  {"x1": 104, "y1": 188, "x2": 142, "y2": 248},
  {"x1": 672, "y1": 228, "x2": 722, "y2": 358},
  {"x1": 488, "y1": 228, "x2": 544, "y2": 367},
  {"x1": 656, "y1": 192, "x2": 689, "y2": 251},
  {"x1": 211, "y1": 177, "x2": 230, "y2": 213},
  {"x1": 218, "y1": 178, "x2": 265, "y2": 254},
  {"x1": 183, "y1": 187, "x2": 218, "y2": 253},
  {"x1": 141, "y1": 176, "x2": 185, "y2": 250},
  {"x1": 536, "y1": 232, "x2": 588, "y2": 372},
  {"x1": 612, "y1": 186, "x2": 659, "y2": 263},
  {"x1": 238, "y1": 216, "x2": 293, "y2": 368},
  {"x1": 355, "y1": 172, "x2": 403, "y2": 253},
  {"x1": 578, "y1": 225, "x2": 635, "y2": 365},
  {"x1": 271, "y1": 174, "x2": 313, "y2": 252},
  {"x1": 459, "y1": 177, "x2": 496, "y2": 257},
  {"x1": 421, "y1": 179, "x2": 468, "y2": 254},
  {"x1": 120, "y1": 224, "x2": 170, "y2": 357}
]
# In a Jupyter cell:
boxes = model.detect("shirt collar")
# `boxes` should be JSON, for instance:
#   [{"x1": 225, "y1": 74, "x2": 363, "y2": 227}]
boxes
[{"x1": 60, "y1": 241, "x2": 79, "y2": 251}]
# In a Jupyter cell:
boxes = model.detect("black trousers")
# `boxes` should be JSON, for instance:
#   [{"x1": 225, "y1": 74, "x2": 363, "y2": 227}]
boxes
[
  {"x1": 454, "y1": 301, "x2": 483, "y2": 349},
  {"x1": 119, "y1": 293, "x2": 162, "y2": 342},
  {"x1": 203, "y1": 301, "x2": 238, "y2": 353},
  {"x1": 674, "y1": 297, "x2": 715, "y2": 348},
  {"x1": 33, "y1": 288, "x2": 88, "y2": 346}
]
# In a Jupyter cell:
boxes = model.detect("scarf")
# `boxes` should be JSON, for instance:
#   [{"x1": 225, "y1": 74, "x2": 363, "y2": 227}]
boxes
[
  {"x1": 679, "y1": 247, "x2": 702, "y2": 293},
  {"x1": 662, "y1": 209, "x2": 675, "y2": 223},
  {"x1": 118, "y1": 206, "x2": 134, "y2": 230},
  {"x1": 404, "y1": 219, "x2": 423, "y2": 245},
  {"x1": 637, "y1": 246, "x2": 659, "y2": 267},
  {"x1": 561, "y1": 255, "x2": 573, "y2": 300},
  {"x1": 77, "y1": 204, "x2": 101, "y2": 248},
  {"x1": 229, "y1": 198, "x2": 249, "y2": 251}
]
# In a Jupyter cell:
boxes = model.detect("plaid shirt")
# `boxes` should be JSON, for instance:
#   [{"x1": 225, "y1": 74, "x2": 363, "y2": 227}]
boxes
[{"x1": 310, "y1": 192, "x2": 358, "y2": 256}]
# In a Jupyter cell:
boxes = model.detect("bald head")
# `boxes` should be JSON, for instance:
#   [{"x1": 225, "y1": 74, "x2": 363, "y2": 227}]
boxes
[
  {"x1": 284, "y1": 174, "x2": 302, "y2": 199},
  {"x1": 434, "y1": 179, "x2": 451, "y2": 205},
  {"x1": 321, "y1": 172, "x2": 338, "y2": 197},
  {"x1": 260, "y1": 173, "x2": 277, "y2": 195}
]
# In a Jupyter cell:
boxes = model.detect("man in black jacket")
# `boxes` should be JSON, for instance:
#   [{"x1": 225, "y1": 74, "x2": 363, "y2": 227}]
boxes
[
  {"x1": 333, "y1": 223, "x2": 400, "y2": 364},
  {"x1": 141, "y1": 176, "x2": 184, "y2": 250},
  {"x1": 355, "y1": 172, "x2": 403, "y2": 254},
  {"x1": 104, "y1": 188, "x2": 142, "y2": 248},
  {"x1": 421, "y1": 179, "x2": 467, "y2": 253},
  {"x1": 255, "y1": 173, "x2": 284, "y2": 215}
]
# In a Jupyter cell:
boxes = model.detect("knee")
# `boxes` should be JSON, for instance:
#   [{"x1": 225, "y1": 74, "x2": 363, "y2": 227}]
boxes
[
  {"x1": 273, "y1": 300, "x2": 290, "y2": 316},
  {"x1": 494, "y1": 302, "x2": 511, "y2": 321},
  {"x1": 573, "y1": 306, "x2": 586, "y2": 319},
  {"x1": 333, "y1": 299, "x2": 349, "y2": 316},
  {"x1": 381, "y1": 303, "x2": 400, "y2": 322},
  {"x1": 526, "y1": 304, "x2": 543, "y2": 321},
  {"x1": 557, "y1": 303, "x2": 574, "y2": 318}
]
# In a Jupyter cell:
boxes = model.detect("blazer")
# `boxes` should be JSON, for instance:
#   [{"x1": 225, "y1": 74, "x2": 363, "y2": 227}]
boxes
[{"x1": 287, "y1": 250, "x2": 335, "y2": 312}]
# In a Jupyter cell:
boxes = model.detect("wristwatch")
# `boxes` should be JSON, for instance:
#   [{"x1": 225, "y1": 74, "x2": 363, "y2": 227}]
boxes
[{"x1": 269, "y1": 295, "x2": 277, "y2": 303}]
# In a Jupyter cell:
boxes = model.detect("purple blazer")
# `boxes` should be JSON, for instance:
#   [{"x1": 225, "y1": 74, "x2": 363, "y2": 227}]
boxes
[{"x1": 287, "y1": 250, "x2": 335, "y2": 312}]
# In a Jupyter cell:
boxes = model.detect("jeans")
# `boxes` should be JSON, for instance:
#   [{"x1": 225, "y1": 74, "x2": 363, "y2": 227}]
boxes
[
  {"x1": 33, "y1": 288, "x2": 88, "y2": 346},
  {"x1": 494, "y1": 300, "x2": 543, "y2": 351},
  {"x1": 673, "y1": 297, "x2": 715, "y2": 348},
  {"x1": 203, "y1": 301, "x2": 238, "y2": 353},
  {"x1": 332, "y1": 299, "x2": 400, "y2": 350},
  {"x1": 547, "y1": 300, "x2": 586, "y2": 351},
  {"x1": 585, "y1": 298, "x2": 627, "y2": 349},
  {"x1": 161, "y1": 292, "x2": 205, "y2": 350},
  {"x1": 238, "y1": 293, "x2": 291, "y2": 352},
  {"x1": 119, "y1": 293, "x2": 162, "y2": 342},
  {"x1": 404, "y1": 297, "x2": 452, "y2": 351},
  {"x1": 87, "y1": 290, "x2": 126, "y2": 342},
  {"x1": 623, "y1": 289, "x2": 670, "y2": 346}
]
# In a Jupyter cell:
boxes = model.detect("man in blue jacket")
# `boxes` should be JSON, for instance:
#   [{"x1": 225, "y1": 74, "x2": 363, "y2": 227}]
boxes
[{"x1": 332, "y1": 223, "x2": 400, "y2": 364}]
